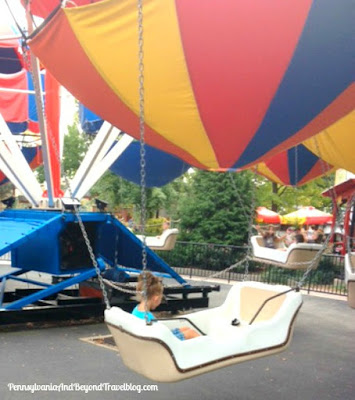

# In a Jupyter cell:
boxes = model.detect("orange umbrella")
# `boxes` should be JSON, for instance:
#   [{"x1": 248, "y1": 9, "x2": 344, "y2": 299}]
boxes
[{"x1": 280, "y1": 206, "x2": 332, "y2": 225}]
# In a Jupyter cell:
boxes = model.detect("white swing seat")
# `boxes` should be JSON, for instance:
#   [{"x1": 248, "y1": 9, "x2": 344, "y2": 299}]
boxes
[
  {"x1": 136, "y1": 228, "x2": 179, "y2": 251},
  {"x1": 105, "y1": 281, "x2": 302, "y2": 382},
  {"x1": 345, "y1": 252, "x2": 355, "y2": 308},
  {"x1": 251, "y1": 236, "x2": 323, "y2": 270}
]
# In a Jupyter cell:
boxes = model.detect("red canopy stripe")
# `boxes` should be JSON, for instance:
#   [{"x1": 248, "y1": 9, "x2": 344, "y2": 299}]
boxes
[
  {"x1": 175, "y1": 0, "x2": 313, "y2": 167},
  {"x1": 263, "y1": 151, "x2": 290, "y2": 185},
  {"x1": 0, "y1": 70, "x2": 28, "y2": 123}
]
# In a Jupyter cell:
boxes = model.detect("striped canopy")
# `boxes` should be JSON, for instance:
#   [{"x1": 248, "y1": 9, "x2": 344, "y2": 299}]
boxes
[
  {"x1": 0, "y1": 22, "x2": 43, "y2": 135},
  {"x1": 256, "y1": 144, "x2": 334, "y2": 186},
  {"x1": 0, "y1": 21, "x2": 60, "y2": 194},
  {"x1": 28, "y1": 0, "x2": 354, "y2": 172},
  {"x1": 0, "y1": 70, "x2": 44, "y2": 134},
  {"x1": 79, "y1": 103, "x2": 332, "y2": 187},
  {"x1": 79, "y1": 104, "x2": 190, "y2": 187},
  {"x1": 20, "y1": 0, "x2": 102, "y2": 19},
  {"x1": 0, "y1": 24, "x2": 24, "y2": 74},
  {"x1": 0, "y1": 146, "x2": 42, "y2": 186}
]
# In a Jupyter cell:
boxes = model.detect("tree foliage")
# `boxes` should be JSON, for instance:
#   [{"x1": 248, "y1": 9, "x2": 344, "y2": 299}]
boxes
[
  {"x1": 255, "y1": 174, "x2": 334, "y2": 214},
  {"x1": 36, "y1": 122, "x2": 91, "y2": 183},
  {"x1": 90, "y1": 170, "x2": 187, "y2": 220},
  {"x1": 178, "y1": 170, "x2": 254, "y2": 245},
  {"x1": 62, "y1": 124, "x2": 91, "y2": 178}
]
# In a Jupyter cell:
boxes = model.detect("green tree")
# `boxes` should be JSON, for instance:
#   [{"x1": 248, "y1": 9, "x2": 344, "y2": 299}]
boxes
[
  {"x1": 36, "y1": 122, "x2": 91, "y2": 183},
  {"x1": 90, "y1": 171, "x2": 142, "y2": 212},
  {"x1": 255, "y1": 175, "x2": 334, "y2": 214},
  {"x1": 90, "y1": 170, "x2": 189, "y2": 221},
  {"x1": 178, "y1": 170, "x2": 254, "y2": 245},
  {"x1": 62, "y1": 124, "x2": 91, "y2": 178}
]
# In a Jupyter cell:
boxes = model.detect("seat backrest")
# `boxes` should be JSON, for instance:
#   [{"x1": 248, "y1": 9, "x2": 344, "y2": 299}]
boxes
[
  {"x1": 219, "y1": 283, "x2": 289, "y2": 324},
  {"x1": 148, "y1": 228, "x2": 179, "y2": 250},
  {"x1": 218, "y1": 284, "x2": 241, "y2": 319},
  {"x1": 286, "y1": 243, "x2": 323, "y2": 267},
  {"x1": 255, "y1": 236, "x2": 264, "y2": 247},
  {"x1": 159, "y1": 228, "x2": 179, "y2": 250},
  {"x1": 239, "y1": 286, "x2": 286, "y2": 323}
]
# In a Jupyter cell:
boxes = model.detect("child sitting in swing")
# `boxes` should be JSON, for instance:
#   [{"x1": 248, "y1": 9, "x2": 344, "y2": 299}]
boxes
[{"x1": 132, "y1": 271, "x2": 200, "y2": 340}]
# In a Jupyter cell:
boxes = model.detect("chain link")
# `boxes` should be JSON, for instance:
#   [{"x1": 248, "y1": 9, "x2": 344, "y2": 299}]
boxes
[
  {"x1": 295, "y1": 135, "x2": 340, "y2": 288},
  {"x1": 103, "y1": 279, "x2": 140, "y2": 296},
  {"x1": 137, "y1": 0, "x2": 151, "y2": 324},
  {"x1": 23, "y1": 33, "x2": 112, "y2": 309},
  {"x1": 244, "y1": 167, "x2": 259, "y2": 280},
  {"x1": 207, "y1": 256, "x2": 249, "y2": 279},
  {"x1": 227, "y1": 168, "x2": 258, "y2": 281}
]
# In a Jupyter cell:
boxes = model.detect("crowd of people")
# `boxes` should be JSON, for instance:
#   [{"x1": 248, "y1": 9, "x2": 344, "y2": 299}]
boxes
[{"x1": 256, "y1": 224, "x2": 325, "y2": 250}]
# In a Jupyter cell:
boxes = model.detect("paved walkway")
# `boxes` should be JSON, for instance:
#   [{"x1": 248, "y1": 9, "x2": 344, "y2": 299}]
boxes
[{"x1": 0, "y1": 281, "x2": 354, "y2": 400}]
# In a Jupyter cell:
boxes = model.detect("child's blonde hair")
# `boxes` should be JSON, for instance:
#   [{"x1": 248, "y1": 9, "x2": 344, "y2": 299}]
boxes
[{"x1": 137, "y1": 271, "x2": 163, "y2": 300}]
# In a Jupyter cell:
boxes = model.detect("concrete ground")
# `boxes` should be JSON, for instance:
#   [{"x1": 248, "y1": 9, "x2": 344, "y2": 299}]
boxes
[{"x1": 0, "y1": 280, "x2": 354, "y2": 400}]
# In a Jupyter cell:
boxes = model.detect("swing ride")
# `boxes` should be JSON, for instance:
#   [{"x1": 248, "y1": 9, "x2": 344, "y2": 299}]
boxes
[
  {"x1": 136, "y1": 228, "x2": 179, "y2": 251},
  {"x1": 0, "y1": 0, "x2": 353, "y2": 382},
  {"x1": 251, "y1": 236, "x2": 323, "y2": 270},
  {"x1": 105, "y1": 282, "x2": 302, "y2": 382}
]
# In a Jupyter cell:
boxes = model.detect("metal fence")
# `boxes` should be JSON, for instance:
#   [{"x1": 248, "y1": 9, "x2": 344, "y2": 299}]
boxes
[
  {"x1": 1, "y1": 243, "x2": 346, "y2": 296},
  {"x1": 158, "y1": 241, "x2": 347, "y2": 297}
]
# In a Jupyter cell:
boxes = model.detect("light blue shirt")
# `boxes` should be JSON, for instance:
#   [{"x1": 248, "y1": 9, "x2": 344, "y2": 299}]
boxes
[
  {"x1": 132, "y1": 305, "x2": 185, "y2": 340},
  {"x1": 132, "y1": 305, "x2": 155, "y2": 322}
]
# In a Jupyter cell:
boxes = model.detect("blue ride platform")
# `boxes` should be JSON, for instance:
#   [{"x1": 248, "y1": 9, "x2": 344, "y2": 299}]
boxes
[{"x1": 0, "y1": 209, "x2": 191, "y2": 312}]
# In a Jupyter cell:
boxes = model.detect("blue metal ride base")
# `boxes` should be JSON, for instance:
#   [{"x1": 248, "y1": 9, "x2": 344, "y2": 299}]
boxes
[{"x1": 0, "y1": 209, "x2": 189, "y2": 310}]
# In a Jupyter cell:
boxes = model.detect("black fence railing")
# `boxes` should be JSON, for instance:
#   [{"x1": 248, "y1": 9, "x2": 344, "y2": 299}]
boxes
[{"x1": 157, "y1": 241, "x2": 347, "y2": 297}]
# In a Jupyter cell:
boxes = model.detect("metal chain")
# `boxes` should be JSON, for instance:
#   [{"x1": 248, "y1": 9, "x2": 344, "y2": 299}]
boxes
[
  {"x1": 244, "y1": 167, "x2": 258, "y2": 280},
  {"x1": 228, "y1": 173, "x2": 251, "y2": 221},
  {"x1": 207, "y1": 256, "x2": 250, "y2": 279},
  {"x1": 296, "y1": 232, "x2": 333, "y2": 288},
  {"x1": 227, "y1": 171, "x2": 255, "y2": 279},
  {"x1": 103, "y1": 279, "x2": 141, "y2": 295},
  {"x1": 23, "y1": 32, "x2": 111, "y2": 309},
  {"x1": 137, "y1": 0, "x2": 151, "y2": 324},
  {"x1": 295, "y1": 135, "x2": 339, "y2": 288}
]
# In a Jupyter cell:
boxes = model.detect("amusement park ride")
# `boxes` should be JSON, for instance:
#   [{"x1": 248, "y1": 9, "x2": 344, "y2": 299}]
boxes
[
  {"x1": 0, "y1": 108, "x2": 218, "y2": 323},
  {"x1": 0, "y1": 0, "x2": 353, "y2": 382},
  {"x1": 0, "y1": 0, "x2": 353, "y2": 339},
  {"x1": 0, "y1": 5, "x2": 218, "y2": 325}
]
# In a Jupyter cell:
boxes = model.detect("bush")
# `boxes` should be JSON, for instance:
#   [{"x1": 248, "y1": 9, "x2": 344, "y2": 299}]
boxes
[{"x1": 145, "y1": 217, "x2": 165, "y2": 236}]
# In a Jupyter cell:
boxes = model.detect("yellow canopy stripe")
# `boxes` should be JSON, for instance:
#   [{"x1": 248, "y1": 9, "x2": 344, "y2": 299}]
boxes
[
  {"x1": 303, "y1": 110, "x2": 355, "y2": 174},
  {"x1": 64, "y1": 0, "x2": 219, "y2": 168}
]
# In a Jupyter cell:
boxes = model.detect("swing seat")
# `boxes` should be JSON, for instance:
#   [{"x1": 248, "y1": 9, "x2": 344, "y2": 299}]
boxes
[
  {"x1": 251, "y1": 236, "x2": 322, "y2": 270},
  {"x1": 105, "y1": 281, "x2": 302, "y2": 382},
  {"x1": 136, "y1": 228, "x2": 179, "y2": 251},
  {"x1": 345, "y1": 252, "x2": 355, "y2": 308}
]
